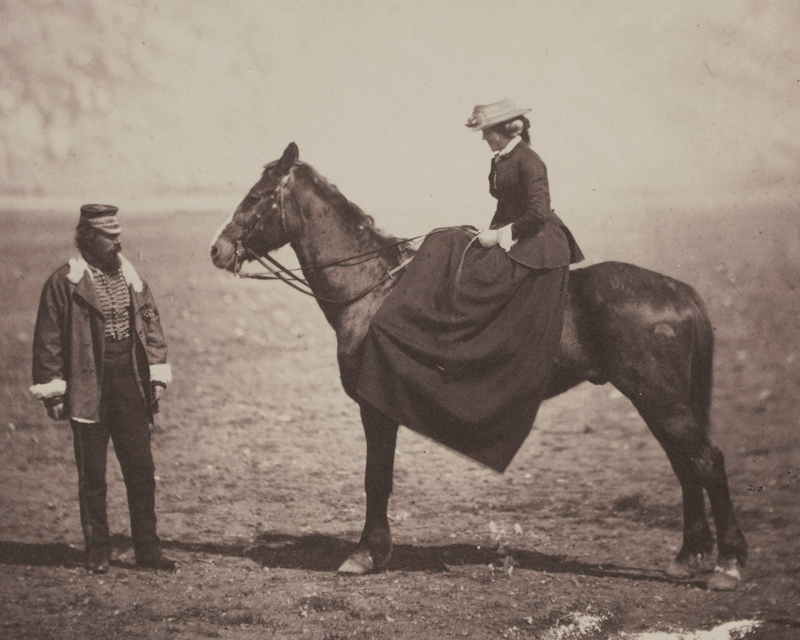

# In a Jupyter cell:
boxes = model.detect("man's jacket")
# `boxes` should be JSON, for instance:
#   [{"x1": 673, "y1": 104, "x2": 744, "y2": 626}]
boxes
[
  {"x1": 30, "y1": 255, "x2": 171, "y2": 424},
  {"x1": 489, "y1": 142, "x2": 584, "y2": 269}
]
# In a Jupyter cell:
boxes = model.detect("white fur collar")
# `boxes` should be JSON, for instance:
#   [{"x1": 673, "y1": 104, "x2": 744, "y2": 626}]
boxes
[{"x1": 67, "y1": 254, "x2": 143, "y2": 293}]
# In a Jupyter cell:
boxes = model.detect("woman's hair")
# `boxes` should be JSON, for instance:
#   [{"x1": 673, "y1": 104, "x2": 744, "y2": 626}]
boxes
[{"x1": 489, "y1": 116, "x2": 531, "y2": 144}]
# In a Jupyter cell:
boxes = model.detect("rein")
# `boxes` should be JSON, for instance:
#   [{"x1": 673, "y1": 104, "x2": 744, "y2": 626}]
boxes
[
  {"x1": 230, "y1": 166, "x2": 476, "y2": 304},
  {"x1": 237, "y1": 242, "x2": 417, "y2": 304}
]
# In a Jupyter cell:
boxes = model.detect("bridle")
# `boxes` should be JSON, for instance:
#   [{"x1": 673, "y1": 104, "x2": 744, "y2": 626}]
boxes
[
  {"x1": 228, "y1": 165, "x2": 479, "y2": 305},
  {"x1": 233, "y1": 170, "x2": 293, "y2": 271},
  {"x1": 229, "y1": 166, "x2": 440, "y2": 305}
]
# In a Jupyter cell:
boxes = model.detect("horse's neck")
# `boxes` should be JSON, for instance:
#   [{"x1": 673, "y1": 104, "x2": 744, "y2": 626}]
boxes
[
  {"x1": 288, "y1": 184, "x2": 398, "y2": 340},
  {"x1": 290, "y1": 195, "x2": 385, "y2": 283}
]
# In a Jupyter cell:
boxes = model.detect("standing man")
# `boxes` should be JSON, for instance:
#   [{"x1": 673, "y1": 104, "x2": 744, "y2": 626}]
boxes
[{"x1": 30, "y1": 204, "x2": 177, "y2": 574}]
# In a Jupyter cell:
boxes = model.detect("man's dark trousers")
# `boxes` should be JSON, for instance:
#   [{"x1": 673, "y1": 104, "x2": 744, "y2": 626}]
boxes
[{"x1": 71, "y1": 337, "x2": 159, "y2": 557}]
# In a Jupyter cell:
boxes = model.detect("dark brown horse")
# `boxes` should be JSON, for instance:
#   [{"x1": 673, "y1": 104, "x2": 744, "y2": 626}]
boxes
[{"x1": 210, "y1": 143, "x2": 746, "y2": 590}]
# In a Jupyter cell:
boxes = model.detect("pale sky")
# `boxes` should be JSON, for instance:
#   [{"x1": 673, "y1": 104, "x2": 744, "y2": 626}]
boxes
[{"x1": 2, "y1": 0, "x2": 798, "y2": 227}]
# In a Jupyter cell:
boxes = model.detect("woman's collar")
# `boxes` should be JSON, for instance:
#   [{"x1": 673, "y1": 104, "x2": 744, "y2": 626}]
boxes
[{"x1": 496, "y1": 135, "x2": 522, "y2": 158}]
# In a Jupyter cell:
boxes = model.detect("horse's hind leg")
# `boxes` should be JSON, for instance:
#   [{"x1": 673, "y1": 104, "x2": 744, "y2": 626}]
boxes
[
  {"x1": 693, "y1": 439, "x2": 748, "y2": 590},
  {"x1": 660, "y1": 434, "x2": 715, "y2": 578},
  {"x1": 638, "y1": 403, "x2": 747, "y2": 590},
  {"x1": 338, "y1": 402, "x2": 398, "y2": 574}
]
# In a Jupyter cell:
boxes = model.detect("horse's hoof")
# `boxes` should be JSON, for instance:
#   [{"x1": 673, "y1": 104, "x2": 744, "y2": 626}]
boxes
[
  {"x1": 665, "y1": 553, "x2": 706, "y2": 580},
  {"x1": 707, "y1": 560, "x2": 742, "y2": 591},
  {"x1": 338, "y1": 548, "x2": 374, "y2": 574}
]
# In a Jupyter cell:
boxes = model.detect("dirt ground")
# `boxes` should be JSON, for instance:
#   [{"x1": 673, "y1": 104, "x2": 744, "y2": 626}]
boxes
[{"x1": 1, "y1": 205, "x2": 798, "y2": 639}]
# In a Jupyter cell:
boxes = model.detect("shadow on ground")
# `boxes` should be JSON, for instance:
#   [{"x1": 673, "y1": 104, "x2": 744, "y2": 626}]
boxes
[{"x1": 1, "y1": 533, "x2": 691, "y2": 586}]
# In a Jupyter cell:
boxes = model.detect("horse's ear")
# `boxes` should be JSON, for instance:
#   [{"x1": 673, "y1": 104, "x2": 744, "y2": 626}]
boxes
[{"x1": 277, "y1": 142, "x2": 299, "y2": 176}]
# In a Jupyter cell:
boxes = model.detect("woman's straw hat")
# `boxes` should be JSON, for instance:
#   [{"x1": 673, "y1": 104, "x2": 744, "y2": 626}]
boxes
[{"x1": 465, "y1": 98, "x2": 531, "y2": 131}]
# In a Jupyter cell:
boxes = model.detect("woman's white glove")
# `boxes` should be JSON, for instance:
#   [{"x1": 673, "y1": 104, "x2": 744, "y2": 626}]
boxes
[
  {"x1": 477, "y1": 225, "x2": 514, "y2": 250},
  {"x1": 476, "y1": 229, "x2": 500, "y2": 248}
]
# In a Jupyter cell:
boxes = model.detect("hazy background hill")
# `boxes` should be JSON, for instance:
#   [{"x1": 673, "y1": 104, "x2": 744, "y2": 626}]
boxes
[{"x1": 2, "y1": 0, "x2": 799, "y2": 230}]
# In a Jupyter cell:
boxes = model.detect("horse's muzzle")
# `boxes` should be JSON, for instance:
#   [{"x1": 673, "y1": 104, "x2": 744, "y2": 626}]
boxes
[{"x1": 210, "y1": 239, "x2": 236, "y2": 271}]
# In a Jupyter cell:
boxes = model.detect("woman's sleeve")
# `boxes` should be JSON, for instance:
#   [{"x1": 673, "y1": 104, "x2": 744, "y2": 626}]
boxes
[{"x1": 511, "y1": 153, "x2": 549, "y2": 238}]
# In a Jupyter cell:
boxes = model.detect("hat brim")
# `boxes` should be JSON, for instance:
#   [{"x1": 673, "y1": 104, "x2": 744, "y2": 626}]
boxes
[
  {"x1": 465, "y1": 108, "x2": 531, "y2": 131},
  {"x1": 87, "y1": 217, "x2": 122, "y2": 236}
]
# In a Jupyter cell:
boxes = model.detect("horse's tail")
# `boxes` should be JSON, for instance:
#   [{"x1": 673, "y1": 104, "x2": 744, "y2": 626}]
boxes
[{"x1": 687, "y1": 286, "x2": 715, "y2": 434}]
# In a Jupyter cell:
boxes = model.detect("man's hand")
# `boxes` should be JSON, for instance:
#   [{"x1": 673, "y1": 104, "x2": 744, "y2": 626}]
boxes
[
  {"x1": 151, "y1": 384, "x2": 165, "y2": 403},
  {"x1": 46, "y1": 402, "x2": 66, "y2": 421}
]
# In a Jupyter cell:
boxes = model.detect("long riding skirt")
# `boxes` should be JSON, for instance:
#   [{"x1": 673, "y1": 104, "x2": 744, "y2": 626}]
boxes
[
  {"x1": 71, "y1": 337, "x2": 159, "y2": 554},
  {"x1": 356, "y1": 228, "x2": 568, "y2": 471}
]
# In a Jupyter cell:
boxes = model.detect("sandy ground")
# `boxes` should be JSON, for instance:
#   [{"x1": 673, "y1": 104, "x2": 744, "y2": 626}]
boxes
[{"x1": 1, "y1": 205, "x2": 798, "y2": 639}]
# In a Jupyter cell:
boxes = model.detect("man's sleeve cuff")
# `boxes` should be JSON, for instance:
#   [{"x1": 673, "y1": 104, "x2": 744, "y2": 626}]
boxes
[
  {"x1": 30, "y1": 379, "x2": 67, "y2": 400},
  {"x1": 149, "y1": 363, "x2": 172, "y2": 386}
]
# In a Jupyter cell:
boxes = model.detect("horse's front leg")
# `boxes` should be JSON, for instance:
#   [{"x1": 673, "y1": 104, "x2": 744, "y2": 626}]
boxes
[{"x1": 338, "y1": 402, "x2": 398, "y2": 574}]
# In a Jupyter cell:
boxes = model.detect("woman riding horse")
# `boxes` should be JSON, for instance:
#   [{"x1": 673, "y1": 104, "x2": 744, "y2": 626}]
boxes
[
  {"x1": 209, "y1": 138, "x2": 747, "y2": 588},
  {"x1": 355, "y1": 98, "x2": 583, "y2": 471}
]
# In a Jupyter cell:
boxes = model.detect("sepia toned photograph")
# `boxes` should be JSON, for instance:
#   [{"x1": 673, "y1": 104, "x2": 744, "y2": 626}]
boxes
[{"x1": 1, "y1": 1, "x2": 798, "y2": 638}]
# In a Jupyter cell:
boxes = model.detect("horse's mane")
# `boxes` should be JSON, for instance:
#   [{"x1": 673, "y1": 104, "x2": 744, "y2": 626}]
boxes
[
  {"x1": 261, "y1": 160, "x2": 374, "y2": 229},
  {"x1": 297, "y1": 163, "x2": 380, "y2": 229},
  {"x1": 261, "y1": 160, "x2": 414, "y2": 265}
]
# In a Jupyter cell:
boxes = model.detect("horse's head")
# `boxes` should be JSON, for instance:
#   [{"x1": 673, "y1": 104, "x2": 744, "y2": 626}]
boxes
[{"x1": 210, "y1": 142, "x2": 299, "y2": 272}]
